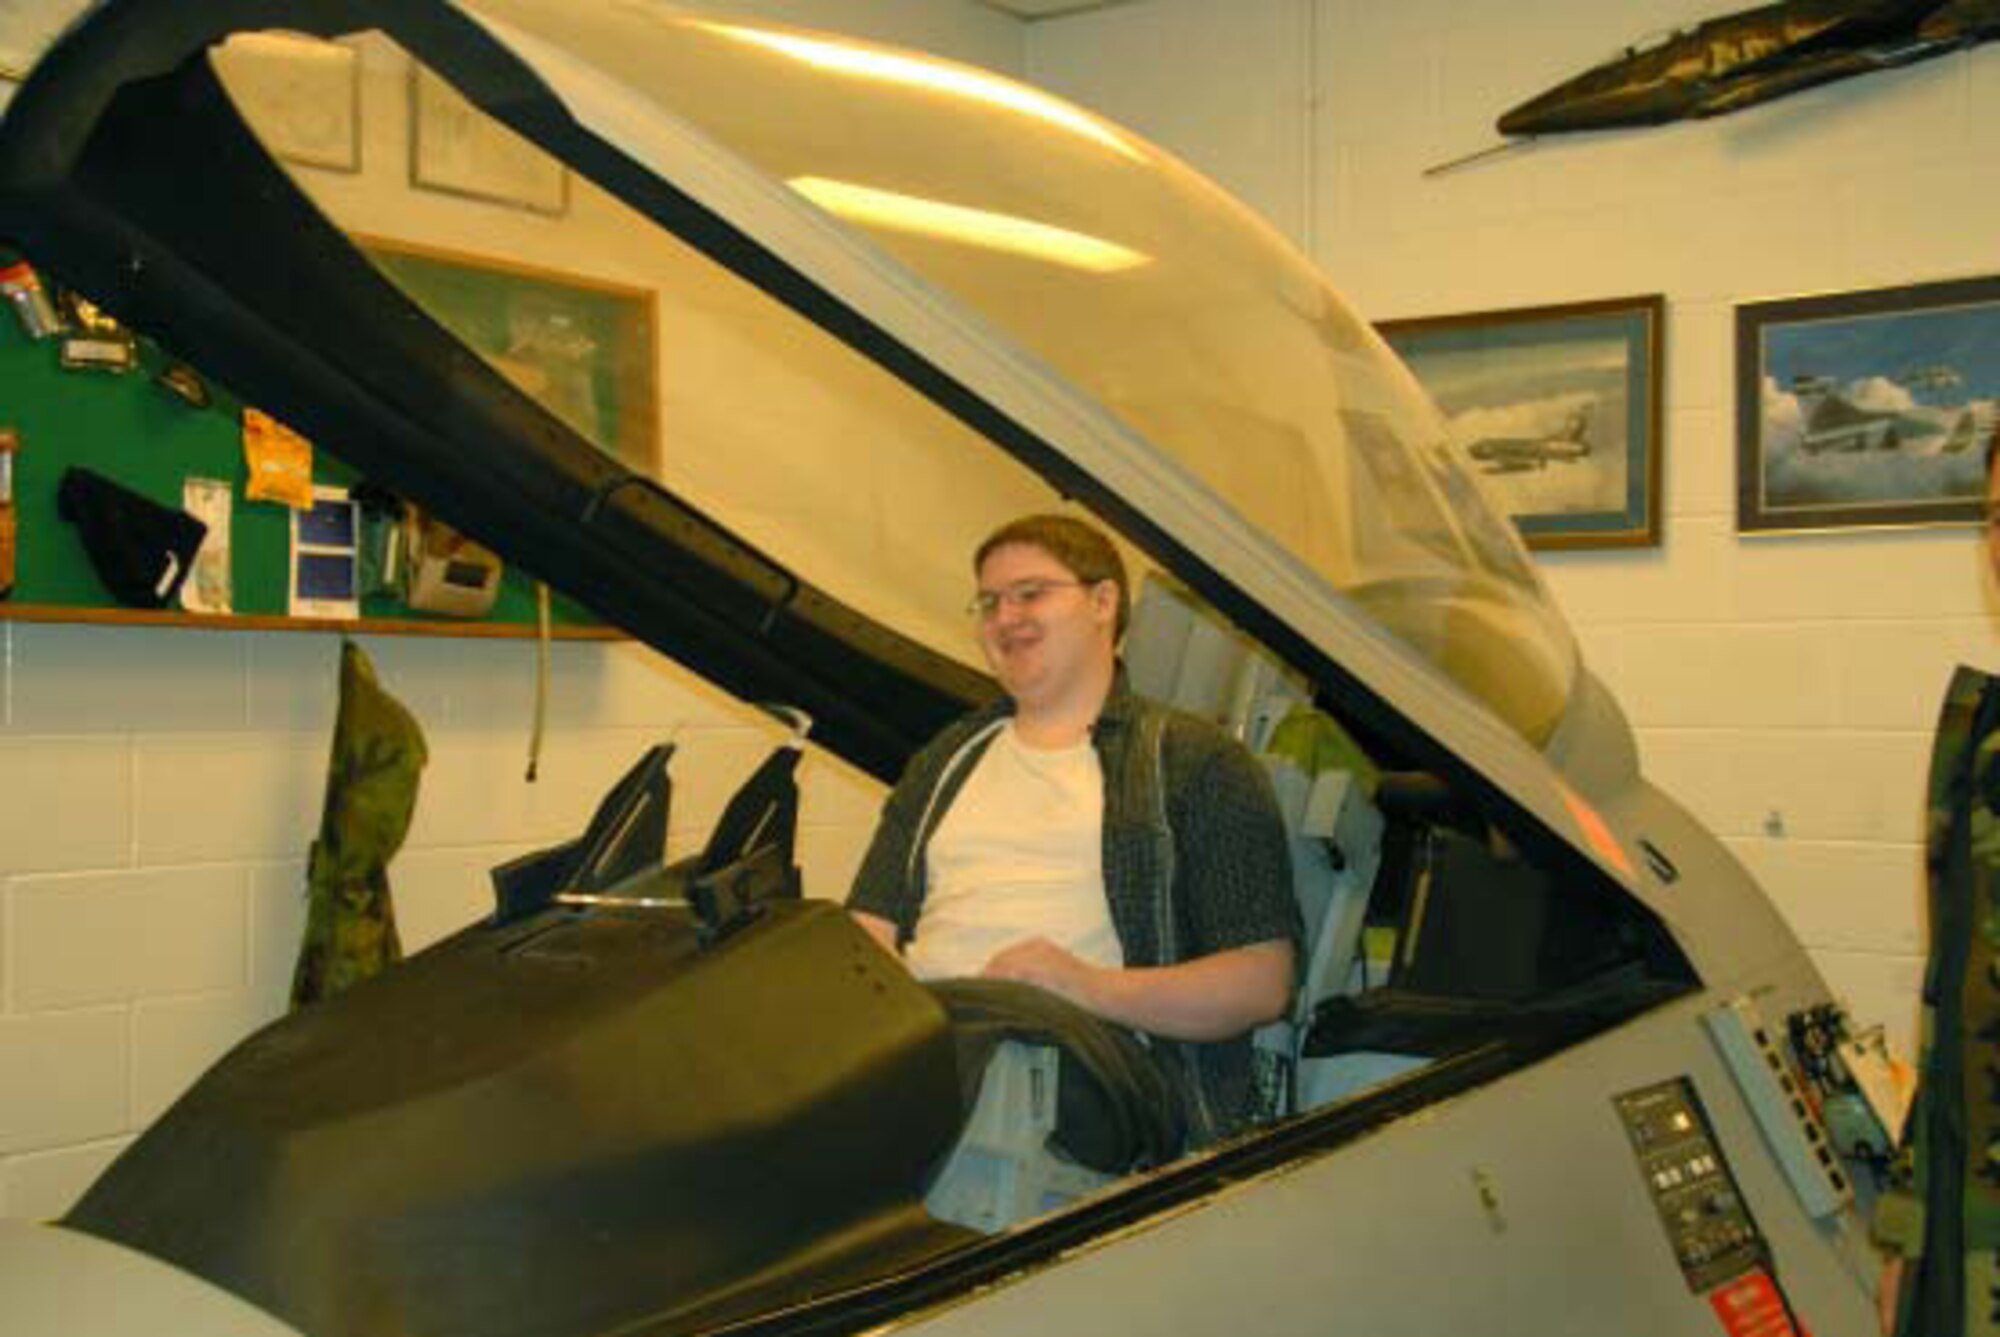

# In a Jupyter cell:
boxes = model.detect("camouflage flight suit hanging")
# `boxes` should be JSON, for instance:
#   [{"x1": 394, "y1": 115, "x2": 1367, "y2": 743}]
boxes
[
  {"x1": 1879, "y1": 666, "x2": 2000, "y2": 1337},
  {"x1": 290, "y1": 641, "x2": 429, "y2": 1008}
]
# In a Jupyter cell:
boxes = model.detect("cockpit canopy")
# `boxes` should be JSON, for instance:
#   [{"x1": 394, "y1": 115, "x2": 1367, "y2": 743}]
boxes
[{"x1": 205, "y1": 2, "x2": 1576, "y2": 742}]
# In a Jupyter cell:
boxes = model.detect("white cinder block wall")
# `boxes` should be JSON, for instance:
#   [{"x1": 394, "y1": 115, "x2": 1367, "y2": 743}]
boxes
[
  {"x1": 5, "y1": 0, "x2": 1983, "y2": 1224},
  {"x1": 1028, "y1": 0, "x2": 2000, "y2": 1062},
  {"x1": 0, "y1": 0, "x2": 1021, "y2": 1223}
]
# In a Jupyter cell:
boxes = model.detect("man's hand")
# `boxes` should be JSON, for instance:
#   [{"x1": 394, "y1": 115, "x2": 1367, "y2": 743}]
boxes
[
  {"x1": 850, "y1": 910, "x2": 901, "y2": 956},
  {"x1": 982, "y1": 937, "x2": 1293, "y2": 1043},
  {"x1": 981, "y1": 936, "x2": 1100, "y2": 1008}
]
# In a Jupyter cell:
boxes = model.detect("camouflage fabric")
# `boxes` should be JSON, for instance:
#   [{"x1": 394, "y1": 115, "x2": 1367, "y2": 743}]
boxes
[
  {"x1": 1265, "y1": 705, "x2": 1380, "y2": 798},
  {"x1": 290, "y1": 641, "x2": 429, "y2": 1008},
  {"x1": 1883, "y1": 665, "x2": 2000, "y2": 1337}
]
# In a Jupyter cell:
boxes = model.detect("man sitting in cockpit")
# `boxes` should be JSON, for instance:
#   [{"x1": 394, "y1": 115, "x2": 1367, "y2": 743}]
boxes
[{"x1": 847, "y1": 514, "x2": 1300, "y2": 1147}]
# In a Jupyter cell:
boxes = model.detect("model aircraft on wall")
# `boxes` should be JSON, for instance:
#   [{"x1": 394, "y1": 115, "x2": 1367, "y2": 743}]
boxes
[
  {"x1": 1429, "y1": 0, "x2": 2000, "y2": 171},
  {"x1": 1499, "y1": 0, "x2": 2000, "y2": 137}
]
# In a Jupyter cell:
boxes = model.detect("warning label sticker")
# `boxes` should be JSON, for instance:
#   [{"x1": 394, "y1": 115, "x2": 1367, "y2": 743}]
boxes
[{"x1": 1708, "y1": 1271, "x2": 1807, "y2": 1337}]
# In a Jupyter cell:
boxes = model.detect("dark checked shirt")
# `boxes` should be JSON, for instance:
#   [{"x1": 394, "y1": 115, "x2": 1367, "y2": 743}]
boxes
[{"x1": 847, "y1": 667, "x2": 1299, "y2": 1147}]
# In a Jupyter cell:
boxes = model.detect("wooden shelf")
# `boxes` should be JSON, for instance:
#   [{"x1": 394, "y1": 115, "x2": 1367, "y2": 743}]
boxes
[{"x1": 0, "y1": 602, "x2": 625, "y2": 641}]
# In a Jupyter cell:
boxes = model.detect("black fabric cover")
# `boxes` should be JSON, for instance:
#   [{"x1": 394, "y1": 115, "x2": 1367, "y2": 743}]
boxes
[
  {"x1": 65, "y1": 900, "x2": 974, "y2": 1337},
  {"x1": 1305, "y1": 968, "x2": 1685, "y2": 1060},
  {"x1": 1391, "y1": 827, "x2": 1631, "y2": 1002},
  {"x1": 929, "y1": 977, "x2": 1186, "y2": 1173},
  {"x1": 55, "y1": 465, "x2": 205, "y2": 608}
]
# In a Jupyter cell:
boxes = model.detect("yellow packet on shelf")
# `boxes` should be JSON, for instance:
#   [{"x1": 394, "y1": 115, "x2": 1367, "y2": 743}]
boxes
[{"x1": 242, "y1": 407, "x2": 315, "y2": 509}]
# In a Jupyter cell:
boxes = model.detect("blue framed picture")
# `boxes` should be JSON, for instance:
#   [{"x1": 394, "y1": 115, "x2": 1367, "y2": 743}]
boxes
[
  {"x1": 1378, "y1": 294, "x2": 1664, "y2": 550},
  {"x1": 1736, "y1": 276, "x2": 1998, "y2": 534}
]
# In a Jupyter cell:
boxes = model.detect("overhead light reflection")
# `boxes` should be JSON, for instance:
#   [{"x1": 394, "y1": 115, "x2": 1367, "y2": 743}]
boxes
[
  {"x1": 696, "y1": 22, "x2": 1139, "y2": 160},
  {"x1": 790, "y1": 176, "x2": 1151, "y2": 274}
]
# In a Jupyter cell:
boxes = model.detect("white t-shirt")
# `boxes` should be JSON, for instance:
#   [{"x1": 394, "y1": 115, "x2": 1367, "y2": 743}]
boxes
[{"x1": 904, "y1": 723, "x2": 1125, "y2": 981}]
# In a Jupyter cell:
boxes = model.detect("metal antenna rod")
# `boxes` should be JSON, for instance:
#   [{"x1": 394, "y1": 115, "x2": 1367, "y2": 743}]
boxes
[{"x1": 1422, "y1": 138, "x2": 1529, "y2": 178}]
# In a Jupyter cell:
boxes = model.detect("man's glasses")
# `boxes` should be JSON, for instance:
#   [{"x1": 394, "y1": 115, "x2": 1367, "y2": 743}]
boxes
[{"x1": 966, "y1": 578, "x2": 1087, "y2": 620}]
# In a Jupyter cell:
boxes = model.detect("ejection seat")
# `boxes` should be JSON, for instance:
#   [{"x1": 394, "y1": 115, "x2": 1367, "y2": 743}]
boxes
[{"x1": 923, "y1": 577, "x2": 1390, "y2": 1232}]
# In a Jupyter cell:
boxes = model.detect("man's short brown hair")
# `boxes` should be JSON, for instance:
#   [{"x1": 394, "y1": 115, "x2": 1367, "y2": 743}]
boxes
[{"x1": 974, "y1": 513, "x2": 1130, "y2": 637}]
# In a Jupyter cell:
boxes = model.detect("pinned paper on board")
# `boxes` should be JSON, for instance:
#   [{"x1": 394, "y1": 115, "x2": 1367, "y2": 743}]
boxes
[
  {"x1": 180, "y1": 476, "x2": 233, "y2": 614},
  {"x1": 290, "y1": 485, "x2": 359, "y2": 620}
]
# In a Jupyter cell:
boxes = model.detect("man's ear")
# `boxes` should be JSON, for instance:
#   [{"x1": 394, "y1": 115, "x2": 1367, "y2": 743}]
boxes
[{"x1": 1087, "y1": 579, "x2": 1118, "y2": 628}]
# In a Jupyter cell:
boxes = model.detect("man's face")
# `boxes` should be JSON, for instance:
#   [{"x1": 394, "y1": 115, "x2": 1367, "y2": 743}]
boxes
[{"x1": 973, "y1": 542, "x2": 1118, "y2": 709}]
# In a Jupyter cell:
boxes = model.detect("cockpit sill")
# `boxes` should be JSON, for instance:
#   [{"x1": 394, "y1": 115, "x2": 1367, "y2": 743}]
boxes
[{"x1": 651, "y1": 971, "x2": 1683, "y2": 1337}]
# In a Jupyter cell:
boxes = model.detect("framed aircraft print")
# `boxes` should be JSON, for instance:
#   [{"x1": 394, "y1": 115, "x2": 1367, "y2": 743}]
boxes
[
  {"x1": 1377, "y1": 294, "x2": 1664, "y2": 550},
  {"x1": 1736, "y1": 275, "x2": 1999, "y2": 534}
]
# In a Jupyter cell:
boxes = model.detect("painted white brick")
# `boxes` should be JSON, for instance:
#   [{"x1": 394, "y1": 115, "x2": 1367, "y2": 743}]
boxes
[
  {"x1": 1537, "y1": 516, "x2": 1734, "y2": 627},
  {"x1": 1733, "y1": 527, "x2": 1987, "y2": 622},
  {"x1": 1313, "y1": 0, "x2": 1442, "y2": 148},
  {"x1": 1717, "y1": 55, "x2": 1965, "y2": 196},
  {"x1": 133, "y1": 736, "x2": 322, "y2": 865},
  {"x1": 0, "y1": 1138, "x2": 131, "y2": 1223},
  {"x1": 798, "y1": 823, "x2": 871, "y2": 903},
  {"x1": 132, "y1": 992, "x2": 275, "y2": 1127},
  {"x1": 1666, "y1": 302, "x2": 1730, "y2": 415},
  {"x1": 1833, "y1": 619, "x2": 2000, "y2": 732},
  {"x1": 437, "y1": 638, "x2": 562, "y2": 733},
  {"x1": 404, "y1": 727, "x2": 659, "y2": 850},
  {"x1": 1340, "y1": 136, "x2": 1458, "y2": 253},
  {"x1": 1811, "y1": 949, "x2": 1924, "y2": 1063},
  {"x1": 798, "y1": 750, "x2": 886, "y2": 829},
  {"x1": 392, "y1": 845, "x2": 515, "y2": 952},
  {"x1": 247, "y1": 861, "x2": 309, "y2": 1017},
  {"x1": 545, "y1": 643, "x2": 762, "y2": 733},
  {"x1": 1842, "y1": 154, "x2": 2000, "y2": 294},
  {"x1": 1529, "y1": 112, "x2": 1739, "y2": 219},
  {"x1": 8, "y1": 624, "x2": 247, "y2": 734},
  {"x1": 246, "y1": 632, "x2": 380, "y2": 735},
  {"x1": 1639, "y1": 728, "x2": 1928, "y2": 845},
  {"x1": 1649, "y1": 180, "x2": 1853, "y2": 308},
  {"x1": 0, "y1": 738, "x2": 132, "y2": 876},
  {"x1": 1726, "y1": 837, "x2": 1924, "y2": 956},
  {"x1": 1423, "y1": 20, "x2": 1544, "y2": 228},
  {"x1": 1614, "y1": 625, "x2": 1839, "y2": 730},
  {"x1": 659, "y1": 727, "x2": 800, "y2": 839},
  {"x1": 1662, "y1": 406, "x2": 1730, "y2": 522},
  {"x1": 8, "y1": 867, "x2": 247, "y2": 1011},
  {"x1": 1438, "y1": 205, "x2": 1662, "y2": 313},
  {"x1": 361, "y1": 635, "x2": 528, "y2": 734},
  {"x1": 0, "y1": 1008, "x2": 129, "y2": 1154}
]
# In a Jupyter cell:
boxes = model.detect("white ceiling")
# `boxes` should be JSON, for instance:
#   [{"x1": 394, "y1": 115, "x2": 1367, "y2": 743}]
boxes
[{"x1": 974, "y1": 0, "x2": 1139, "y2": 20}]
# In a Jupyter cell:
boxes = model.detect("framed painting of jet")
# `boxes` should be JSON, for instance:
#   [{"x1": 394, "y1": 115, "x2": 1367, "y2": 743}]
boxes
[
  {"x1": 1376, "y1": 294, "x2": 1663, "y2": 550},
  {"x1": 1736, "y1": 275, "x2": 2000, "y2": 534}
]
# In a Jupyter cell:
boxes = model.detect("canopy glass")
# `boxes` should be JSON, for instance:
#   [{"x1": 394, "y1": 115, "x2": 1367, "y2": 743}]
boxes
[{"x1": 210, "y1": 3, "x2": 1576, "y2": 740}]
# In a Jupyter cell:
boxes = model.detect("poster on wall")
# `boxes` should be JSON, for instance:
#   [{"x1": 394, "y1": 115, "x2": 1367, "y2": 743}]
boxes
[
  {"x1": 1736, "y1": 275, "x2": 2000, "y2": 534},
  {"x1": 209, "y1": 32, "x2": 361, "y2": 173},
  {"x1": 362, "y1": 237, "x2": 658, "y2": 473},
  {"x1": 1376, "y1": 294, "x2": 1663, "y2": 550},
  {"x1": 411, "y1": 66, "x2": 567, "y2": 214}
]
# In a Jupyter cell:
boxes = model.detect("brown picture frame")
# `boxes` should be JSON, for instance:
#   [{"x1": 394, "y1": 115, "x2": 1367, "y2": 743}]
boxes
[
  {"x1": 1735, "y1": 275, "x2": 1998, "y2": 535},
  {"x1": 1377, "y1": 294, "x2": 1665, "y2": 550}
]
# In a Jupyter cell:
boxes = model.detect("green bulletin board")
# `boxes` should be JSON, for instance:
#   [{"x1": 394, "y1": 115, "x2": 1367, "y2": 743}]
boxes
[{"x1": 0, "y1": 280, "x2": 616, "y2": 638}]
